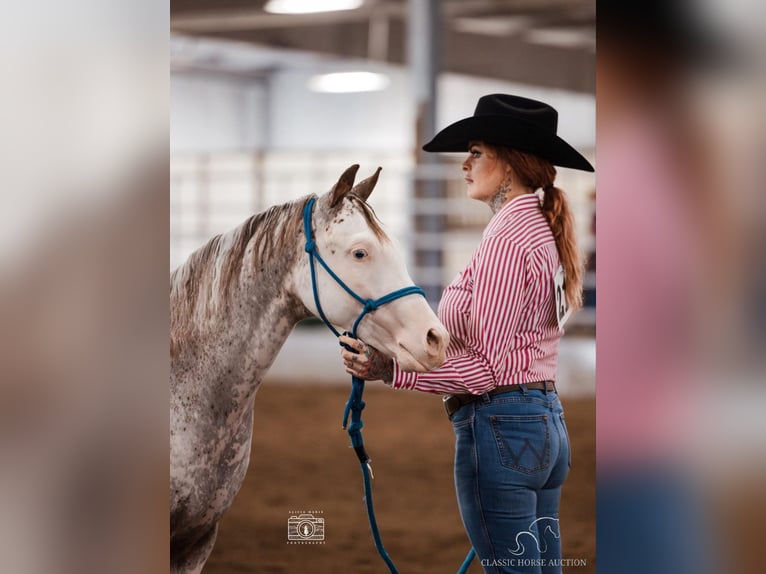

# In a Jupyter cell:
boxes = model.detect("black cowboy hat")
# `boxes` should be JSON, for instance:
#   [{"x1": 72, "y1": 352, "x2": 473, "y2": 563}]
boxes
[{"x1": 422, "y1": 94, "x2": 594, "y2": 172}]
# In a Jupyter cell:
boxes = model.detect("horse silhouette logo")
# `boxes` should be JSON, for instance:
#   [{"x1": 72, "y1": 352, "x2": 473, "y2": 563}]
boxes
[{"x1": 509, "y1": 517, "x2": 560, "y2": 556}]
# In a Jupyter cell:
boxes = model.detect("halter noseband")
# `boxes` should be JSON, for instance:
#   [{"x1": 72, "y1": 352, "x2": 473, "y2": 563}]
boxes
[{"x1": 302, "y1": 196, "x2": 426, "y2": 338}]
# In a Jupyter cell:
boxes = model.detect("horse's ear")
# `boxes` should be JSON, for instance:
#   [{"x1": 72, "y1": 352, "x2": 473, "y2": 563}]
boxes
[
  {"x1": 329, "y1": 164, "x2": 360, "y2": 207},
  {"x1": 351, "y1": 167, "x2": 382, "y2": 202}
]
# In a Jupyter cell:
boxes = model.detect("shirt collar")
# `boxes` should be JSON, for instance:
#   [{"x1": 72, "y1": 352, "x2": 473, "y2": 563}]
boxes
[{"x1": 484, "y1": 193, "x2": 542, "y2": 237}]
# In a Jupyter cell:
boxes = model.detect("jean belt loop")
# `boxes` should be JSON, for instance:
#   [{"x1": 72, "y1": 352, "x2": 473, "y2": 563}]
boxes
[
  {"x1": 542, "y1": 381, "x2": 548, "y2": 395},
  {"x1": 481, "y1": 392, "x2": 491, "y2": 405},
  {"x1": 519, "y1": 383, "x2": 528, "y2": 396}
]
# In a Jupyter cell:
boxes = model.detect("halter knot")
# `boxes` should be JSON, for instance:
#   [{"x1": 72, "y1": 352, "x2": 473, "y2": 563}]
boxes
[
  {"x1": 304, "y1": 240, "x2": 316, "y2": 253},
  {"x1": 363, "y1": 299, "x2": 379, "y2": 314}
]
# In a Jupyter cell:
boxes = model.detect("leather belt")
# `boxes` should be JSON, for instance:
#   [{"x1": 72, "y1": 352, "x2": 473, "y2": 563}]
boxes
[{"x1": 442, "y1": 381, "x2": 557, "y2": 418}]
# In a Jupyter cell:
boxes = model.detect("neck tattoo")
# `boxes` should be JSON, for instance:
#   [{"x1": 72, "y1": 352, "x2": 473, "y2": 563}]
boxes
[{"x1": 489, "y1": 179, "x2": 512, "y2": 214}]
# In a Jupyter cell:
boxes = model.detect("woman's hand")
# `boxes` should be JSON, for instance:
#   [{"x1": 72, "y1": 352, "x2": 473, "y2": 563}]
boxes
[{"x1": 339, "y1": 335, "x2": 394, "y2": 384}]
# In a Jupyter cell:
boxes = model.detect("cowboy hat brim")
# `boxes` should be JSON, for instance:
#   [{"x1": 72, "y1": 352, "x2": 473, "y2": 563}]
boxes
[{"x1": 422, "y1": 114, "x2": 595, "y2": 172}]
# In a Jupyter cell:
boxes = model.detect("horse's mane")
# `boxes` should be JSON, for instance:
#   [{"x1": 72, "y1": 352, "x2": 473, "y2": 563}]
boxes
[
  {"x1": 170, "y1": 196, "x2": 309, "y2": 358},
  {"x1": 170, "y1": 193, "x2": 388, "y2": 358}
]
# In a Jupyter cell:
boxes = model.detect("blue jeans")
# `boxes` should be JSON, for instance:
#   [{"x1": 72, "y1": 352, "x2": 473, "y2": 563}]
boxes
[{"x1": 450, "y1": 387, "x2": 571, "y2": 574}]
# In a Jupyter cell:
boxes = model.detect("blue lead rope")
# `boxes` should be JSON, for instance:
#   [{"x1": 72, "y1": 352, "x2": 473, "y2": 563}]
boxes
[
  {"x1": 342, "y1": 371, "x2": 400, "y2": 573},
  {"x1": 303, "y1": 196, "x2": 475, "y2": 574}
]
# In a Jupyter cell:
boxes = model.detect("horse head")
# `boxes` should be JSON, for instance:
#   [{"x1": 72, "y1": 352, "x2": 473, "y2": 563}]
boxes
[{"x1": 292, "y1": 164, "x2": 448, "y2": 372}]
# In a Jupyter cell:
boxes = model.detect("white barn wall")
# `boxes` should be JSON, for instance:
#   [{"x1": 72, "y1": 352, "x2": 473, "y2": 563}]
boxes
[
  {"x1": 170, "y1": 74, "x2": 268, "y2": 152},
  {"x1": 267, "y1": 66, "x2": 415, "y2": 151}
]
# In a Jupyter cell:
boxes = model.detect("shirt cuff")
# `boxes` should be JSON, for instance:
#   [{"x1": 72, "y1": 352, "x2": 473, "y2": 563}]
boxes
[{"x1": 390, "y1": 361, "x2": 419, "y2": 390}]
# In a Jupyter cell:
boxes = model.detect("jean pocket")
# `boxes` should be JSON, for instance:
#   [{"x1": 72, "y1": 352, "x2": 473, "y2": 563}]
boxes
[
  {"x1": 490, "y1": 414, "x2": 551, "y2": 474},
  {"x1": 451, "y1": 414, "x2": 473, "y2": 429}
]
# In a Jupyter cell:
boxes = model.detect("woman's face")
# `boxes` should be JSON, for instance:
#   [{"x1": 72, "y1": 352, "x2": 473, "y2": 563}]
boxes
[{"x1": 462, "y1": 142, "x2": 512, "y2": 204}]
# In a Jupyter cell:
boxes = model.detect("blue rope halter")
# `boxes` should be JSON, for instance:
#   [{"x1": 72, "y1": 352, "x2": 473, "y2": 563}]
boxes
[
  {"x1": 303, "y1": 196, "x2": 475, "y2": 574},
  {"x1": 303, "y1": 196, "x2": 426, "y2": 339}
]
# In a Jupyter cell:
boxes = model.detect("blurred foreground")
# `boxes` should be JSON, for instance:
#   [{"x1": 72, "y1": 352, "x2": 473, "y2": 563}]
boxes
[
  {"x1": 598, "y1": 0, "x2": 766, "y2": 572},
  {"x1": 0, "y1": 2, "x2": 169, "y2": 572}
]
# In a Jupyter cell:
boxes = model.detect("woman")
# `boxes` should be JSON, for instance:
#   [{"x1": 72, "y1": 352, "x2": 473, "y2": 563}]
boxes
[{"x1": 340, "y1": 94, "x2": 594, "y2": 574}]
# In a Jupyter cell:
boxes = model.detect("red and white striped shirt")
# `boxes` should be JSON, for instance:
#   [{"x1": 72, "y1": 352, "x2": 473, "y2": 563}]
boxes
[{"x1": 392, "y1": 193, "x2": 563, "y2": 395}]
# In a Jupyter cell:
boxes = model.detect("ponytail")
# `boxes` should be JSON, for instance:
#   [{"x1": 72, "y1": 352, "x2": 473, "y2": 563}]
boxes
[
  {"x1": 491, "y1": 145, "x2": 584, "y2": 310},
  {"x1": 541, "y1": 185, "x2": 583, "y2": 310}
]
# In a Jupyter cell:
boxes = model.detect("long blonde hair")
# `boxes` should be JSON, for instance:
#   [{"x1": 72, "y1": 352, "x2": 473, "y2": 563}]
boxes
[{"x1": 492, "y1": 146, "x2": 584, "y2": 309}]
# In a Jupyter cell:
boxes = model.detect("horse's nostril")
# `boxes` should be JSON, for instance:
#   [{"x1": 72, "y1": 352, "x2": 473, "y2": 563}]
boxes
[{"x1": 426, "y1": 328, "x2": 442, "y2": 352}]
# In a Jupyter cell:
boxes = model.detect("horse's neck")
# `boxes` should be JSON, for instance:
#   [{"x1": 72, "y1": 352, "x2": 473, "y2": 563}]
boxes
[
  {"x1": 226, "y1": 252, "x2": 309, "y2": 387},
  {"x1": 171, "y1": 202, "x2": 312, "y2": 404}
]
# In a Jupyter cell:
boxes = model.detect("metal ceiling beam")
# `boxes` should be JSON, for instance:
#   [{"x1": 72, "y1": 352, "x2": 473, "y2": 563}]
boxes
[
  {"x1": 184, "y1": 24, "x2": 594, "y2": 93},
  {"x1": 171, "y1": 1, "x2": 594, "y2": 34},
  {"x1": 442, "y1": 0, "x2": 593, "y2": 18},
  {"x1": 443, "y1": 30, "x2": 595, "y2": 93},
  {"x1": 171, "y1": 4, "x2": 403, "y2": 33},
  {"x1": 170, "y1": 0, "x2": 594, "y2": 93}
]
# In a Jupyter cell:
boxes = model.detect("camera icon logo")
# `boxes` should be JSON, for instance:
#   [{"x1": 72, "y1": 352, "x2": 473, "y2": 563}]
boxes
[{"x1": 287, "y1": 512, "x2": 325, "y2": 542}]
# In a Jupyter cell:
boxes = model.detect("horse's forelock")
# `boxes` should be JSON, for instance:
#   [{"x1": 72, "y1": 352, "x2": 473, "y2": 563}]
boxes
[{"x1": 345, "y1": 194, "x2": 388, "y2": 242}]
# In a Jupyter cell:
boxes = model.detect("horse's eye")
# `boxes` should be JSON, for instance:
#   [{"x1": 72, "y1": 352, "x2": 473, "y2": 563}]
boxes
[{"x1": 353, "y1": 249, "x2": 368, "y2": 260}]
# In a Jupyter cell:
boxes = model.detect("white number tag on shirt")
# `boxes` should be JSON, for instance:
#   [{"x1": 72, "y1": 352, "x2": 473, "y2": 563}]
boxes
[{"x1": 554, "y1": 265, "x2": 572, "y2": 329}]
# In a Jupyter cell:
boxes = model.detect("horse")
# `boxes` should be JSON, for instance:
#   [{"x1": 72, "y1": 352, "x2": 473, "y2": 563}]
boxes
[{"x1": 169, "y1": 165, "x2": 449, "y2": 573}]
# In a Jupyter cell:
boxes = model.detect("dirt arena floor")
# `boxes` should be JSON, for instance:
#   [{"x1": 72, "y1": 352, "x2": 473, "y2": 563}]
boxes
[{"x1": 205, "y1": 381, "x2": 595, "y2": 573}]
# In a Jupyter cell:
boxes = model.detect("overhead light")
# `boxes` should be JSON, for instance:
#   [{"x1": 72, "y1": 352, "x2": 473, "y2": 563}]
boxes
[
  {"x1": 308, "y1": 71, "x2": 390, "y2": 93},
  {"x1": 453, "y1": 16, "x2": 533, "y2": 37},
  {"x1": 525, "y1": 28, "x2": 596, "y2": 50},
  {"x1": 264, "y1": 0, "x2": 364, "y2": 14}
]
